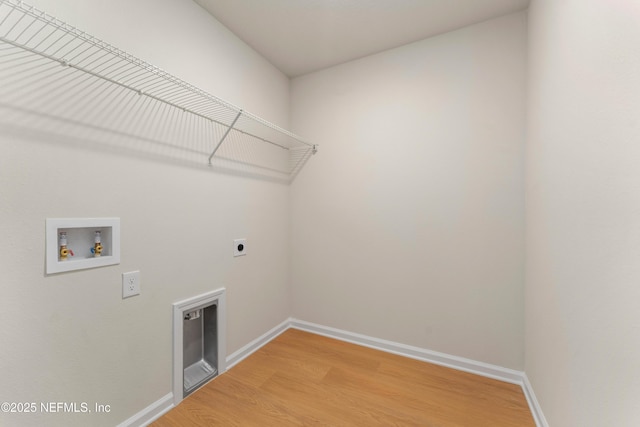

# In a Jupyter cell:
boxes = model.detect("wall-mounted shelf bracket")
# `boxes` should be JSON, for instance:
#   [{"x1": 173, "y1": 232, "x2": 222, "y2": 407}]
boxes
[{"x1": 208, "y1": 109, "x2": 242, "y2": 166}]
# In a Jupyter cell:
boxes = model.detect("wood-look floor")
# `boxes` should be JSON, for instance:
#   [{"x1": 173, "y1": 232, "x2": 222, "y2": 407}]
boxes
[{"x1": 152, "y1": 329, "x2": 535, "y2": 426}]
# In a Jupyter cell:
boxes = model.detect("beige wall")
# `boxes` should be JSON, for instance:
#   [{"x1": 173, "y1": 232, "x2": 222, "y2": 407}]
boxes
[
  {"x1": 290, "y1": 12, "x2": 527, "y2": 370},
  {"x1": 525, "y1": 0, "x2": 640, "y2": 425},
  {"x1": 0, "y1": 0, "x2": 292, "y2": 426}
]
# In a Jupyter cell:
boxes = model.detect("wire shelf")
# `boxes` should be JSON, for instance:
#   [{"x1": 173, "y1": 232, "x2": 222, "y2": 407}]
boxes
[{"x1": 0, "y1": 0, "x2": 316, "y2": 179}]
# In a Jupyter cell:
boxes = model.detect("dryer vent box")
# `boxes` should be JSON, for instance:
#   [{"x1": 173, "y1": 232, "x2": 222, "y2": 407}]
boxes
[
  {"x1": 182, "y1": 303, "x2": 218, "y2": 396},
  {"x1": 173, "y1": 288, "x2": 226, "y2": 404}
]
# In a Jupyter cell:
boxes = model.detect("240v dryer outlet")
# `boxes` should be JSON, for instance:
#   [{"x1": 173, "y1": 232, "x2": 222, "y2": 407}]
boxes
[{"x1": 234, "y1": 239, "x2": 247, "y2": 257}]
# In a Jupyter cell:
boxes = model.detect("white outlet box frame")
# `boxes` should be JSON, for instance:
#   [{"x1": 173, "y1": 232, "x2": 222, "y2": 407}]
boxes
[{"x1": 46, "y1": 218, "x2": 121, "y2": 274}]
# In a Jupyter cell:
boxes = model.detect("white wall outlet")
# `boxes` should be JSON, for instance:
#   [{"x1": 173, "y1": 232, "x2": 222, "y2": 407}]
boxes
[
  {"x1": 233, "y1": 239, "x2": 247, "y2": 257},
  {"x1": 122, "y1": 271, "x2": 140, "y2": 298}
]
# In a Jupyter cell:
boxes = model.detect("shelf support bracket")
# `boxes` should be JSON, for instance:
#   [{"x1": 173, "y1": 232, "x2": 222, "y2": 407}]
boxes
[{"x1": 208, "y1": 110, "x2": 243, "y2": 166}]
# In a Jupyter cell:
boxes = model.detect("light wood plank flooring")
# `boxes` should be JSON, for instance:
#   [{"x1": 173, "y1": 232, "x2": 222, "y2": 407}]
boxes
[{"x1": 153, "y1": 329, "x2": 535, "y2": 426}]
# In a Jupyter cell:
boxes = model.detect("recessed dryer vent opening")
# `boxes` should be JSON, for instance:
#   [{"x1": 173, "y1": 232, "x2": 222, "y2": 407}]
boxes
[
  {"x1": 183, "y1": 304, "x2": 217, "y2": 395},
  {"x1": 173, "y1": 288, "x2": 226, "y2": 405}
]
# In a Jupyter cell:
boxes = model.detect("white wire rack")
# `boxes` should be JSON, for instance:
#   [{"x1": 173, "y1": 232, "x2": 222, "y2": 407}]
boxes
[{"x1": 0, "y1": 0, "x2": 316, "y2": 179}]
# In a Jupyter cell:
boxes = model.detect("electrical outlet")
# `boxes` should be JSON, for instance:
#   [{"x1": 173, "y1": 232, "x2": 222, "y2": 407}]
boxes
[
  {"x1": 234, "y1": 238, "x2": 247, "y2": 257},
  {"x1": 122, "y1": 271, "x2": 140, "y2": 298}
]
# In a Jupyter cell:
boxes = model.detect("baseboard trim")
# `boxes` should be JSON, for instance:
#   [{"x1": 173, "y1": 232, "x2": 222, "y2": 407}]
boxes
[
  {"x1": 132, "y1": 318, "x2": 546, "y2": 427},
  {"x1": 522, "y1": 373, "x2": 549, "y2": 427},
  {"x1": 117, "y1": 318, "x2": 290, "y2": 426},
  {"x1": 116, "y1": 392, "x2": 174, "y2": 427},
  {"x1": 289, "y1": 319, "x2": 547, "y2": 427},
  {"x1": 225, "y1": 317, "x2": 292, "y2": 370},
  {"x1": 290, "y1": 319, "x2": 523, "y2": 385}
]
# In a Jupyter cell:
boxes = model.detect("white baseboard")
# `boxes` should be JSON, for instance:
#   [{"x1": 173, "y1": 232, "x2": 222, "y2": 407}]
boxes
[
  {"x1": 289, "y1": 318, "x2": 548, "y2": 427},
  {"x1": 522, "y1": 373, "x2": 549, "y2": 427},
  {"x1": 116, "y1": 317, "x2": 289, "y2": 426},
  {"x1": 116, "y1": 392, "x2": 174, "y2": 427},
  {"x1": 225, "y1": 317, "x2": 292, "y2": 370},
  {"x1": 122, "y1": 318, "x2": 548, "y2": 427},
  {"x1": 290, "y1": 319, "x2": 523, "y2": 385}
]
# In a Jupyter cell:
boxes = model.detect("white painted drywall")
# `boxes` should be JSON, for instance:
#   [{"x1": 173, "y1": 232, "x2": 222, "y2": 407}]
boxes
[
  {"x1": 290, "y1": 12, "x2": 527, "y2": 370},
  {"x1": 525, "y1": 0, "x2": 640, "y2": 425},
  {"x1": 0, "y1": 0, "x2": 291, "y2": 426}
]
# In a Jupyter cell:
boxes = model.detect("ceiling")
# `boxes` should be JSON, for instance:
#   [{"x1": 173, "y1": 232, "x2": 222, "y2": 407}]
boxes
[{"x1": 194, "y1": 0, "x2": 530, "y2": 77}]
